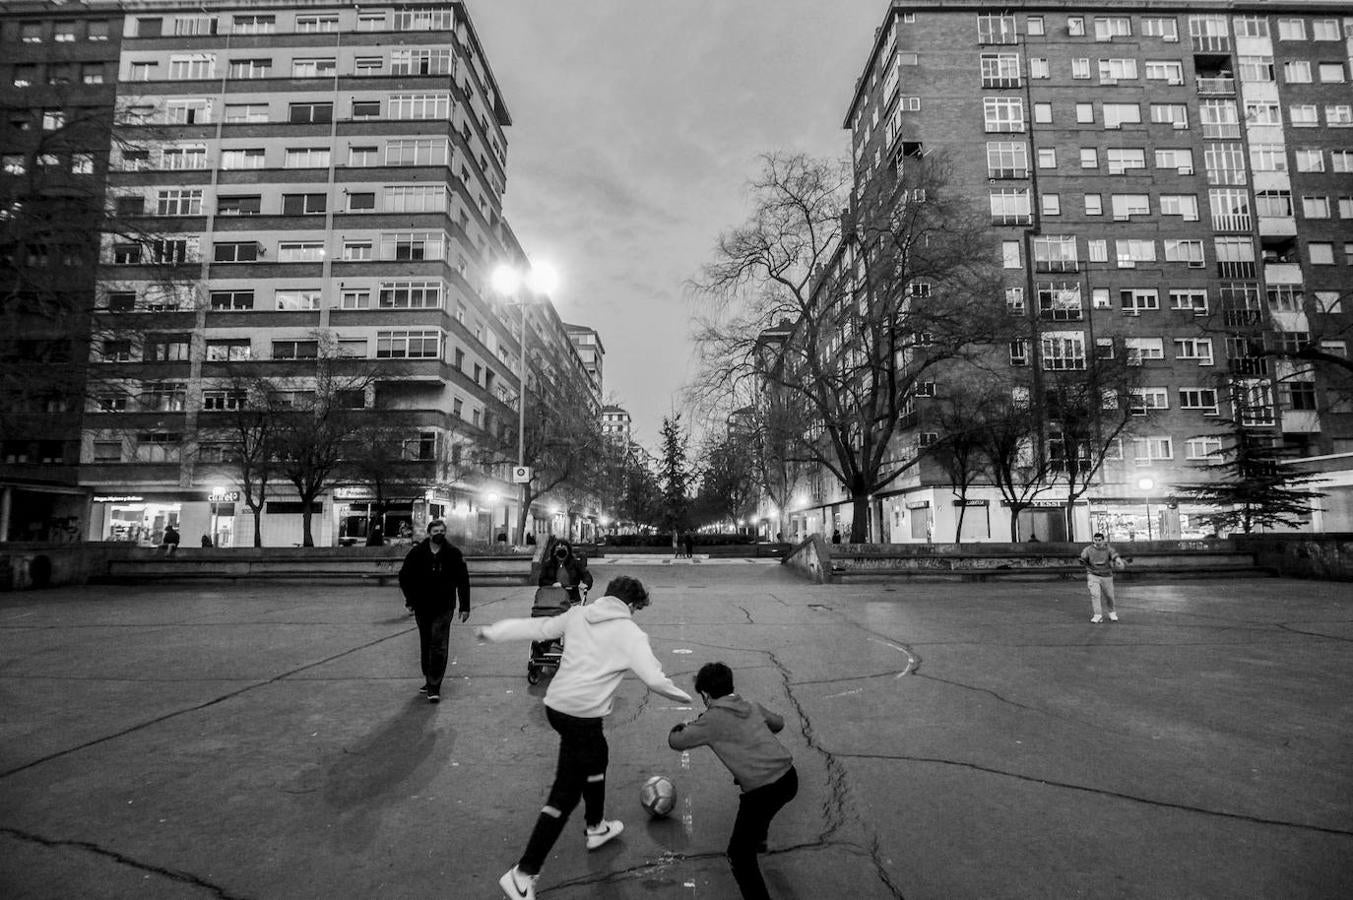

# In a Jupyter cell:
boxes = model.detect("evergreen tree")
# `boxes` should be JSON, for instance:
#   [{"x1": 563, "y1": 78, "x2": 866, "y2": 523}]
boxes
[
  {"x1": 658, "y1": 415, "x2": 691, "y2": 533},
  {"x1": 1172, "y1": 413, "x2": 1325, "y2": 535}
]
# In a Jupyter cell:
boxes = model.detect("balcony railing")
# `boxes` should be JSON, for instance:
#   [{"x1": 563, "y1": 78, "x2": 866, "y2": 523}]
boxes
[{"x1": 1196, "y1": 76, "x2": 1235, "y2": 95}]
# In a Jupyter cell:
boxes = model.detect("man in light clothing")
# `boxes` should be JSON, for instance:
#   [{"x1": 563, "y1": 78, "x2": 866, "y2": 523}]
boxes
[{"x1": 1079, "y1": 532, "x2": 1126, "y2": 623}]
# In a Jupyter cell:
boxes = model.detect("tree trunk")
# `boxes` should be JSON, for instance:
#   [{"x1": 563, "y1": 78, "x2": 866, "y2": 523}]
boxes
[
  {"x1": 301, "y1": 498, "x2": 315, "y2": 547},
  {"x1": 1063, "y1": 502, "x2": 1077, "y2": 543},
  {"x1": 1009, "y1": 507, "x2": 1022, "y2": 542},
  {"x1": 850, "y1": 492, "x2": 870, "y2": 543},
  {"x1": 954, "y1": 501, "x2": 967, "y2": 542},
  {"x1": 250, "y1": 503, "x2": 263, "y2": 547}
]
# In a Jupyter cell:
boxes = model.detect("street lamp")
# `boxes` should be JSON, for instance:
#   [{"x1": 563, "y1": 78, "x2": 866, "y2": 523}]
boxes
[
  {"x1": 209, "y1": 484, "x2": 227, "y2": 547},
  {"x1": 490, "y1": 262, "x2": 559, "y2": 546},
  {"x1": 1137, "y1": 477, "x2": 1155, "y2": 541}
]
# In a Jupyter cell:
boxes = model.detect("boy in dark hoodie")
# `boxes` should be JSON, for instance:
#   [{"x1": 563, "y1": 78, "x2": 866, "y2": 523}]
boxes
[{"x1": 668, "y1": 661, "x2": 797, "y2": 900}]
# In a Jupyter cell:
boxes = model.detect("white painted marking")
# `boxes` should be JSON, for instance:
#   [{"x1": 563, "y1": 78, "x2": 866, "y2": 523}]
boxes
[
  {"x1": 824, "y1": 688, "x2": 863, "y2": 699},
  {"x1": 673, "y1": 648, "x2": 693, "y2": 654},
  {"x1": 680, "y1": 751, "x2": 691, "y2": 770}
]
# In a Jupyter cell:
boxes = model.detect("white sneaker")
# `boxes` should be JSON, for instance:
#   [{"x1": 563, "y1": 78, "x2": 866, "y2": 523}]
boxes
[
  {"x1": 498, "y1": 867, "x2": 536, "y2": 900},
  {"x1": 1090, "y1": 614, "x2": 1103, "y2": 624},
  {"x1": 585, "y1": 819, "x2": 624, "y2": 850},
  {"x1": 1107, "y1": 612, "x2": 1119, "y2": 622}
]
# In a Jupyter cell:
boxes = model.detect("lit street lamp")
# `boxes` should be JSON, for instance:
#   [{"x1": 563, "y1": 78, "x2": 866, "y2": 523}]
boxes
[
  {"x1": 1137, "y1": 476, "x2": 1155, "y2": 541},
  {"x1": 490, "y1": 262, "x2": 559, "y2": 546}
]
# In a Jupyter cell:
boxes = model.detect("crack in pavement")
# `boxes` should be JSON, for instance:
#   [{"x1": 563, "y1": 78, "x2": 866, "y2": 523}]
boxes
[
  {"x1": 0, "y1": 628, "x2": 415, "y2": 780},
  {"x1": 0, "y1": 825, "x2": 248, "y2": 899},
  {"x1": 832, "y1": 752, "x2": 1353, "y2": 839},
  {"x1": 735, "y1": 604, "x2": 754, "y2": 624}
]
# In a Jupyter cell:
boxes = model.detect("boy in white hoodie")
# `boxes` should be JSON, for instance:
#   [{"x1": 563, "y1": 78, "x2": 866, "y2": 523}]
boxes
[
  {"x1": 669, "y1": 661, "x2": 797, "y2": 900},
  {"x1": 478, "y1": 575, "x2": 692, "y2": 900}
]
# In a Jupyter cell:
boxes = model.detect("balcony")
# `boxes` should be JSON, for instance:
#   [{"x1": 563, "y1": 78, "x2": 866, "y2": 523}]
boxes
[
  {"x1": 1257, "y1": 216, "x2": 1297, "y2": 238},
  {"x1": 1191, "y1": 34, "x2": 1230, "y2": 53},
  {"x1": 1264, "y1": 263, "x2": 1303, "y2": 284},
  {"x1": 1217, "y1": 261, "x2": 1256, "y2": 279},
  {"x1": 1195, "y1": 76, "x2": 1235, "y2": 95}
]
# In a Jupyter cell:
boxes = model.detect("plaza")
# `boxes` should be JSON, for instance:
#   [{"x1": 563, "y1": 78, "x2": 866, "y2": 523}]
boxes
[{"x1": 1, "y1": 562, "x2": 1350, "y2": 898}]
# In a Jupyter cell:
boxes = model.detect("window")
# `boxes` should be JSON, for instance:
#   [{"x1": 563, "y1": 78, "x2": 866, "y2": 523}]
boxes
[
  {"x1": 347, "y1": 146, "x2": 379, "y2": 167},
  {"x1": 379, "y1": 280, "x2": 444, "y2": 309},
  {"x1": 1129, "y1": 388, "x2": 1169, "y2": 415},
  {"x1": 201, "y1": 390, "x2": 248, "y2": 411},
  {"x1": 1037, "y1": 281, "x2": 1081, "y2": 320},
  {"x1": 341, "y1": 240, "x2": 373, "y2": 261},
  {"x1": 1038, "y1": 148, "x2": 1057, "y2": 169},
  {"x1": 217, "y1": 195, "x2": 261, "y2": 216},
  {"x1": 1164, "y1": 240, "x2": 1205, "y2": 266},
  {"x1": 143, "y1": 335, "x2": 191, "y2": 362},
  {"x1": 1175, "y1": 339, "x2": 1214, "y2": 365},
  {"x1": 1295, "y1": 150, "x2": 1324, "y2": 174},
  {"x1": 163, "y1": 53, "x2": 210, "y2": 82},
  {"x1": 391, "y1": 49, "x2": 454, "y2": 76},
  {"x1": 1002, "y1": 241, "x2": 1021, "y2": 268},
  {"x1": 1333, "y1": 151, "x2": 1353, "y2": 173},
  {"x1": 296, "y1": 14, "x2": 339, "y2": 33},
  {"x1": 394, "y1": 8, "x2": 455, "y2": 30},
  {"x1": 1111, "y1": 194, "x2": 1150, "y2": 220},
  {"x1": 1033, "y1": 236, "x2": 1077, "y2": 272},
  {"x1": 213, "y1": 242, "x2": 258, "y2": 263},
  {"x1": 1042, "y1": 194, "x2": 1061, "y2": 216},
  {"x1": 1009, "y1": 339, "x2": 1029, "y2": 366},
  {"x1": 1005, "y1": 288, "x2": 1025, "y2": 315},
  {"x1": 1068, "y1": 17, "x2": 1085, "y2": 37},
  {"x1": 1156, "y1": 148, "x2": 1194, "y2": 174},
  {"x1": 111, "y1": 243, "x2": 142, "y2": 265},
  {"x1": 220, "y1": 148, "x2": 266, "y2": 170},
  {"x1": 1150, "y1": 104, "x2": 1188, "y2": 129},
  {"x1": 1075, "y1": 103, "x2": 1094, "y2": 123},
  {"x1": 291, "y1": 58, "x2": 336, "y2": 78},
  {"x1": 205, "y1": 339, "x2": 252, "y2": 361},
  {"x1": 989, "y1": 188, "x2": 1032, "y2": 224},
  {"x1": 277, "y1": 242, "x2": 324, "y2": 262},
  {"x1": 272, "y1": 340, "x2": 319, "y2": 360},
  {"x1": 1116, "y1": 240, "x2": 1156, "y2": 267},
  {"x1": 209, "y1": 290, "x2": 254, "y2": 310},
  {"x1": 224, "y1": 104, "x2": 269, "y2": 124},
  {"x1": 1071, "y1": 58, "x2": 1091, "y2": 79},
  {"x1": 1084, "y1": 194, "x2": 1103, "y2": 216},
  {"x1": 281, "y1": 193, "x2": 327, "y2": 215},
  {"x1": 352, "y1": 100, "x2": 381, "y2": 119},
  {"x1": 1250, "y1": 144, "x2": 1287, "y2": 173},
  {"x1": 228, "y1": 58, "x2": 271, "y2": 79},
  {"x1": 343, "y1": 192, "x2": 374, "y2": 212},
  {"x1": 288, "y1": 103, "x2": 332, "y2": 124},
  {"x1": 1099, "y1": 58, "x2": 1138, "y2": 81},
  {"x1": 1160, "y1": 194, "x2": 1200, "y2": 221},
  {"x1": 284, "y1": 148, "x2": 331, "y2": 169},
  {"x1": 385, "y1": 185, "x2": 447, "y2": 212},
  {"x1": 1199, "y1": 100, "x2": 1240, "y2": 138},
  {"x1": 1029, "y1": 58, "x2": 1049, "y2": 79},
  {"x1": 1079, "y1": 148, "x2": 1098, "y2": 169},
  {"x1": 986, "y1": 142, "x2": 1029, "y2": 178},
  {"x1": 1120, "y1": 289, "x2": 1159, "y2": 314},
  {"x1": 106, "y1": 292, "x2": 137, "y2": 312},
  {"x1": 275, "y1": 289, "x2": 321, "y2": 310},
  {"x1": 977, "y1": 13, "x2": 1018, "y2": 44},
  {"x1": 380, "y1": 232, "x2": 443, "y2": 261},
  {"x1": 389, "y1": 94, "x2": 451, "y2": 120},
  {"x1": 1238, "y1": 56, "x2": 1274, "y2": 83},
  {"x1": 1284, "y1": 61, "x2": 1312, "y2": 83},
  {"x1": 358, "y1": 12, "x2": 386, "y2": 31},
  {"x1": 376, "y1": 329, "x2": 442, "y2": 359},
  {"x1": 1041, "y1": 332, "x2": 1085, "y2": 370},
  {"x1": 1179, "y1": 390, "x2": 1219, "y2": 415},
  {"x1": 1033, "y1": 102, "x2": 1053, "y2": 124},
  {"x1": 339, "y1": 289, "x2": 371, "y2": 309},
  {"x1": 82, "y1": 63, "x2": 106, "y2": 85},
  {"x1": 1093, "y1": 17, "x2": 1131, "y2": 41},
  {"x1": 1277, "y1": 18, "x2": 1306, "y2": 41},
  {"x1": 1328, "y1": 106, "x2": 1353, "y2": 127},
  {"x1": 233, "y1": 14, "x2": 276, "y2": 34},
  {"x1": 1145, "y1": 60, "x2": 1184, "y2": 84},
  {"x1": 174, "y1": 15, "x2": 218, "y2": 36},
  {"x1": 1105, "y1": 148, "x2": 1146, "y2": 174},
  {"x1": 157, "y1": 189, "x2": 203, "y2": 216},
  {"x1": 1124, "y1": 338, "x2": 1165, "y2": 364},
  {"x1": 160, "y1": 145, "x2": 207, "y2": 171},
  {"x1": 1185, "y1": 438, "x2": 1222, "y2": 460},
  {"x1": 1027, "y1": 17, "x2": 1045, "y2": 36},
  {"x1": 1290, "y1": 106, "x2": 1319, "y2": 128},
  {"x1": 982, "y1": 97, "x2": 1024, "y2": 132},
  {"x1": 1170, "y1": 290, "x2": 1208, "y2": 314},
  {"x1": 386, "y1": 139, "x2": 448, "y2": 166},
  {"x1": 1308, "y1": 243, "x2": 1334, "y2": 265},
  {"x1": 1303, "y1": 196, "x2": 1331, "y2": 219}
]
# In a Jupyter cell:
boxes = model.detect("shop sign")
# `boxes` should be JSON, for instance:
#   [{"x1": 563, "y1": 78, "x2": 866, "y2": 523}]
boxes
[
  {"x1": 952, "y1": 499, "x2": 989, "y2": 507},
  {"x1": 94, "y1": 495, "x2": 144, "y2": 503},
  {"x1": 905, "y1": 500, "x2": 931, "y2": 510},
  {"x1": 1001, "y1": 499, "x2": 1070, "y2": 508}
]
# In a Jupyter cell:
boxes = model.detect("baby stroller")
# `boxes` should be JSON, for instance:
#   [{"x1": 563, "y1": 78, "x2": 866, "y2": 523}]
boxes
[{"x1": 526, "y1": 584, "x2": 584, "y2": 684}]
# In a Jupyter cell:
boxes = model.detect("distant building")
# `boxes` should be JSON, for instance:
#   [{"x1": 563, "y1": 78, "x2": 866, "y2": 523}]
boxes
[
  {"x1": 565, "y1": 323, "x2": 604, "y2": 401},
  {"x1": 0, "y1": 0, "x2": 602, "y2": 546},
  {"x1": 601, "y1": 405, "x2": 632, "y2": 445}
]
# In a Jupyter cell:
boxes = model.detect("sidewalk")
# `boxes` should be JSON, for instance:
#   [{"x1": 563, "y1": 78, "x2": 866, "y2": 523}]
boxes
[{"x1": 1, "y1": 567, "x2": 1350, "y2": 898}]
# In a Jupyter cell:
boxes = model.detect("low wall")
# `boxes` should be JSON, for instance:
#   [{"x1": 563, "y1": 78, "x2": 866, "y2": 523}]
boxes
[{"x1": 1232, "y1": 534, "x2": 1353, "y2": 582}]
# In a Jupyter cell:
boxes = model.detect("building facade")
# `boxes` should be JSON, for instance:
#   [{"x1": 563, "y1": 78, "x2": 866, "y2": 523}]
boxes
[
  {"x1": 2, "y1": 0, "x2": 603, "y2": 547},
  {"x1": 791, "y1": 0, "x2": 1353, "y2": 543}
]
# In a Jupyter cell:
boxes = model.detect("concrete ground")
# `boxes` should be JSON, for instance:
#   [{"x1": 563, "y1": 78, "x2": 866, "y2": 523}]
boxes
[{"x1": 1, "y1": 562, "x2": 1350, "y2": 900}]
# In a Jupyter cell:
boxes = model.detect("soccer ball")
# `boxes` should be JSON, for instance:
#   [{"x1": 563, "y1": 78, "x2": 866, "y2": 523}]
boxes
[{"x1": 640, "y1": 775, "x2": 677, "y2": 818}]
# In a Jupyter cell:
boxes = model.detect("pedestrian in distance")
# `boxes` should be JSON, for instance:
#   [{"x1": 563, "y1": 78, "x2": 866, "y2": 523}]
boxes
[
  {"x1": 200, "y1": 533, "x2": 213, "y2": 548},
  {"x1": 539, "y1": 537, "x2": 594, "y2": 605},
  {"x1": 1079, "y1": 532, "x2": 1126, "y2": 623},
  {"x1": 161, "y1": 524, "x2": 180, "y2": 556},
  {"x1": 365, "y1": 523, "x2": 384, "y2": 546},
  {"x1": 669, "y1": 661, "x2": 797, "y2": 900},
  {"x1": 683, "y1": 530, "x2": 695, "y2": 559},
  {"x1": 477, "y1": 575, "x2": 693, "y2": 900},
  {"x1": 831, "y1": 529, "x2": 842, "y2": 545},
  {"x1": 397, "y1": 519, "x2": 470, "y2": 703}
]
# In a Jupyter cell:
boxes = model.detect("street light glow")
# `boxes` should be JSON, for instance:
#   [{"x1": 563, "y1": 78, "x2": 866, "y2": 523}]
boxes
[
  {"x1": 1138, "y1": 477, "x2": 1155, "y2": 491},
  {"x1": 526, "y1": 262, "x2": 559, "y2": 295},
  {"x1": 490, "y1": 264, "x2": 521, "y2": 296}
]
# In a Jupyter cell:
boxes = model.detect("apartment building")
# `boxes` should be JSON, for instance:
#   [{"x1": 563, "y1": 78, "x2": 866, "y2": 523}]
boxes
[
  {"x1": 601, "y1": 404, "x2": 632, "y2": 445},
  {"x1": 2, "y1": 1, "x2": 601, "y2": 547},
  {"x1": 0, "y1": 2, "x2": 123, "y2": 542},
  {"x1": 797, "y1": 0, "x2": 1353, "y2": 542}
]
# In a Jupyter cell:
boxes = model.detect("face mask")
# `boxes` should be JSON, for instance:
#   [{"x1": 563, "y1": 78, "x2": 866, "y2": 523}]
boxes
[
  {"x1": 431, "y1": 534, "x2": 446, "y2": 546},
  {"x1": 556, "y1": 550, "x2": 567, "y2": 560}
]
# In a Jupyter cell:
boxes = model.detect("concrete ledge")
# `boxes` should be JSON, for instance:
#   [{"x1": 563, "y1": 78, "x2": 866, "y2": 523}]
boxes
[{"x1": 98, "y1": 551, "x2": 534, "y2": 587}]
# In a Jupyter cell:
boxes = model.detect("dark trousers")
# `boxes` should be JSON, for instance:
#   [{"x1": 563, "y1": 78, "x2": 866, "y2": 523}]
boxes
[
  {"x1": 414, "y1": 609, "x2": 453, "y2": 692},
  {"x1": 518, "y1": 707, "x2": 608, "y2": 875},
  {"x1": 728, "y1": 766, "x2": 798, "y2": 900}
]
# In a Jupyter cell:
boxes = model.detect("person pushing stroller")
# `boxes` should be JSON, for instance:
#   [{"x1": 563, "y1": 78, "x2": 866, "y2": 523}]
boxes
[{"x1": 539, "y1": 537, "x2": 593, "y2": 605}]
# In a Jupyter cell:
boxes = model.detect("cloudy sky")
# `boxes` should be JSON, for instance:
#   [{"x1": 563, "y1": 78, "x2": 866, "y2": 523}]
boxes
[{"x1": 468, "y1": 0, "x2": 886, "y2": 448}]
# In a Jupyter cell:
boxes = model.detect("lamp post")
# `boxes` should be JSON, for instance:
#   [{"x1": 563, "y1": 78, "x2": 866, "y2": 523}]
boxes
[
  {"x1": 490, "y1": 262, "x2": 558, "y2": 546},
  {"x1": 1137, "y1": 477, "x2": 1155, "y2": 541},
  {"x1": 209, "y1": 485, "x2": 226, "y2": 547}
]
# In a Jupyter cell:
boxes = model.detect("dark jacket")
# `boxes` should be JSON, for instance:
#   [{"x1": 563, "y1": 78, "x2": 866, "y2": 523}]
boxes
[
  {"x1": 398, "y1": 539, "x2": 470, "y2": 616},
  {"x1": 162, "y1": 526, "x2": 180, "y2": 546},
  {"x1": 538, "y1": 539, "x2": 594, "y2": 597}
]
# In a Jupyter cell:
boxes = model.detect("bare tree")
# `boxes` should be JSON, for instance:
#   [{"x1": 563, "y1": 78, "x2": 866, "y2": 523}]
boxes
[{"x1": 691, "y1": 151, "x2": 1007, "y2": 542}]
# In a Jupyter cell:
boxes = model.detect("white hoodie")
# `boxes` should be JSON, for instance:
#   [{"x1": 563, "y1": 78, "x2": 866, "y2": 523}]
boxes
[{"x1": 480, "y1": 595, "x2": 692, "y2": 717}]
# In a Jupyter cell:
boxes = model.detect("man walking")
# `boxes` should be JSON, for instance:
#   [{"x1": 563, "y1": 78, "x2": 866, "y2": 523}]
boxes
[
  {"x1": 398, "y1": 519, "x2": 470, "y2": 702},
  {"x1": 1078, "y1": 532, "x2": 1125, "y2": 623}
]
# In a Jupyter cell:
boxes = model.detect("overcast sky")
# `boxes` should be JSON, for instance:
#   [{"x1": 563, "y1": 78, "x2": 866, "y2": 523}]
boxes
[{"x1": 468, "y1": 0, "x2": 886, "y2": 449}]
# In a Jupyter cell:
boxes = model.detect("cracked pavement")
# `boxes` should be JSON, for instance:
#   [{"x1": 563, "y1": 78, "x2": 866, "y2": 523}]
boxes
[{"x1": 1, "y1": 565, "x2": 1351, "y2": 898}]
